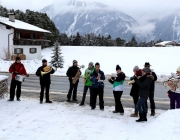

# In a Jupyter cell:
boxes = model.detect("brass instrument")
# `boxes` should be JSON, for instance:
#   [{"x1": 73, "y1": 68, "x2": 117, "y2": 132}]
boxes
[
  {"x1": 41, "y1": 66, "x2": 52, "y2": 77},
  {"x1": 107, "y1": 73, "x2": 117, "y2": 81},
  {"x1": 72, "y1": 65, "x2": 85, "y2": 84},
  {"x1": 128, "y1": 76, "x2": 142, "y2": 85},
  {"x1": 84, "y1": 69, "x2": 91, "y2": 84},
  {"x1": 163, "y1": 73, "x2": 180, "y2": 90}
]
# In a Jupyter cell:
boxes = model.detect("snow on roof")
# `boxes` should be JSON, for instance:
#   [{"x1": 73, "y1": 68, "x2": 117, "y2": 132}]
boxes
[
  {"x1": 0, "y1": 16, "x2": 51, "y2": 33},
  {"x1": 155, "y1": 41, "x2": 173, "y2": 46}
]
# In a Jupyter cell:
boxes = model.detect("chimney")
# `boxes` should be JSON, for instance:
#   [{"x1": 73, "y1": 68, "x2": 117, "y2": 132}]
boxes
[{"x1": 8, "y1": 13, "x2": 16, "y2": 22}]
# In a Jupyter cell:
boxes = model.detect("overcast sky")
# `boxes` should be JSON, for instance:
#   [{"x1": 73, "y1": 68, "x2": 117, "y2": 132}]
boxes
[
  {"x1": 1, "y1": 0, "x2": 180, "y2": 36},
  {"x1": 1, "y1": 0, "x2": 180, "y2": 20}
]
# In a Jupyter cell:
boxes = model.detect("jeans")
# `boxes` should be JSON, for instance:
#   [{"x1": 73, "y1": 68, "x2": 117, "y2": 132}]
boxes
[
  {"x1": 81, "y1": 85, "x2": 93, "y2": 104},
  {"x1": 170, "y1": 92, "x2": 180, "y2": 109},
  {"x1": 10, "y1": 79, "x2": 22, "y2": 99},
  {"x1": 92, "y1": 88, "x2": 104, "y2": 109},
  {"x1": 113, "y1": 91, "x2": 124, "y2": 113},
  {"x1": 67, "y1": 80, "x2": 79, "y2": 100},
  {"x1": 40, "y1": 84, "x2": 50, "y2": 101},
  {"x1": 133, "y1": 95, "x2": 139, "y2": 112},
  {"x1": 136, "y1": 97, "x2": 148, "y2": 113}
]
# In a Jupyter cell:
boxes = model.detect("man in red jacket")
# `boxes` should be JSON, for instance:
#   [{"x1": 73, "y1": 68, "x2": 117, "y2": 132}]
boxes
[{"x1": 8, "y1": 56, "x2": 28, "y2": 101}]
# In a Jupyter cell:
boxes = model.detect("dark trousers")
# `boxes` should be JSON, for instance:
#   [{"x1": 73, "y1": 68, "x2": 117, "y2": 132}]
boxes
[
  {"x1": 10, "y1": 79, "x2": 22, "y2": 99},
  {"x1": 40, "y1": 84, "x2": 50, "y2": 101},
  {"x1": 136, "y1": 97, "x2": 147, "y2": 113},
  {"x1": 81, "y1": 85, "x2": 92, "y2": 104},
  {"x1": 170, "y1": 92, "x2": 180, "y2": 109},
  {"x1": 92, "y1": 88, "x2": 104, "y2": 109},
  {"x1": 146, "y1": 91, "x2": 156, "y2": 112},
  {"x1": 133, "y1": 95, "x2": 139, "y2": 112},
  {"x1": 67, "y1": 80, "x2": 78, "y2": 100},
  {"x1": 113, "y1": 91, "x2": 124, "y2": 113}
]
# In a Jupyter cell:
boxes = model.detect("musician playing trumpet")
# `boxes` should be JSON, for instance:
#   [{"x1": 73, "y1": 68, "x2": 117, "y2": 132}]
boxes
[
  {"x1": 108, "y1": 65, "x2": 126, "y2": 115},
  {"x1": 36, "y1": 59, "x2": 55, "y2": 104},
  {"x1": 166, "y1": 67, "x2": 180, "y2": 109}
]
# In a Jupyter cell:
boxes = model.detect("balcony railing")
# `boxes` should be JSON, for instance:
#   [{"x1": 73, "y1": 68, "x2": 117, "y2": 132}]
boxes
[{"x1": 13, "y1": 38, "x2": 50, "y2": 46}]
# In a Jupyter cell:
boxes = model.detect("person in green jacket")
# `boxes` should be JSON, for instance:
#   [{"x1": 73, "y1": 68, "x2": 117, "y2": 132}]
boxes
[{"x1": 79, "y1": 62, "x2": 94, "y2": 106}]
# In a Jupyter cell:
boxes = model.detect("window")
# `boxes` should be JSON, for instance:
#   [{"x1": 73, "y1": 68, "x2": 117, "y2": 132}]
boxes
[
  {"x1": 30, "y1": 48, "x2": 37, "y2": 54},
  {"x1": 14, "y1": 48, "x2": 23, "y2": 54}
]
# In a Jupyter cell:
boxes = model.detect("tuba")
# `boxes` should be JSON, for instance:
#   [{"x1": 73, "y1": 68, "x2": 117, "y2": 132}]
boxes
[
  {"x1": 72, "y1": 65, "x2": 85, "y2": 84},
  {"x1": 163, "y1": 73, "x2": 180, "y2": 90},
  {"x1": 41, "y1": 66, "x2": 52, "y2": 77}
]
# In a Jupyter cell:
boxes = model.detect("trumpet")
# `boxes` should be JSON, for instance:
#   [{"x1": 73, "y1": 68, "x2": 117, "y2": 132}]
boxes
[
  {"x1": 41, "y1": 66, "x2": 52, "y2": 77},
  {"x1": 128, "y1": 76, "x2": 142, "y2": 85},
  {"x1": 107, "y1": 73, "x2": 117, "y2": 81},
  {"x1": 163, "y1": 73, "x2": 180, "y2": 90}
]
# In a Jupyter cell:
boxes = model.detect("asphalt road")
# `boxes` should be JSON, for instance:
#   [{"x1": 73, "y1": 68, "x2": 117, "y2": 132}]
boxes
[{"x1": 2, "y1": 73, "x2": 168, "y2": 98}]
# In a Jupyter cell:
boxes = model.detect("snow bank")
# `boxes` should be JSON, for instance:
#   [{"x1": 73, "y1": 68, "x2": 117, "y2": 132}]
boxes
[
  {"x1": 0, "y1": 46, "x2": 179, "y2": 82},
  {"x1": 0, "y1": 75, "x2": 8, "y2": 81},
  {"x1": 0, "y1": 98, "x2": 179, "y2": 140}
]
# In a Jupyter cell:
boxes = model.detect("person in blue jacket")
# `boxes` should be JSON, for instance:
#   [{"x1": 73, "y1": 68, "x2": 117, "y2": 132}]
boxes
[{"x1": 90, "y1": 62, "x2": 105, "y2": 110}]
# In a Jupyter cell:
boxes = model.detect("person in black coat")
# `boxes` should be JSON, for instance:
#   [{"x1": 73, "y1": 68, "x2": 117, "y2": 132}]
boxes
[
  {"x1": 134, "y1": 67, "x2": 154, "y2": 122},
  {"x1": 66, "y1": 60, "x2": 81, "y2": 102},
  {"x1": 36, "y1": 59, "x2": 55, "y2": 104},
  {"x1": 144, "y1": 62, "x2": 157, "y2": 116},
  {"x1": 129, "y1": 66, "x2": 142, "y2": 117}
]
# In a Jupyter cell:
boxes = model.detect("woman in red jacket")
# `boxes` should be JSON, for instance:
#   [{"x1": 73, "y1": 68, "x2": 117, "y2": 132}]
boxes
[{"x1": 8, "y1": 57, "x2": 28, "y2": 101}]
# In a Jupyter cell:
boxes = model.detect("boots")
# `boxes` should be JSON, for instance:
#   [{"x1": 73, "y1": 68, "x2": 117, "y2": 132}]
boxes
[
  {"x1": 136, "y1": 113, "x2": 144, "y2": 122},
  {"x1": 143, "y1": 112, "x2": 147, "y2": 121},
  {"x1": 150, "y1": 110, "x2": 155, "y2": 116},
  {"x1": 130, "y1": 112, "x2": 138, "y2": 117}
]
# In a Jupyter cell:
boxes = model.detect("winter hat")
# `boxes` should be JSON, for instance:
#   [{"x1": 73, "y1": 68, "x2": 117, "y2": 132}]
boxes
[
  {"x1": 116, "y1": 65, "x2": 121, "y2": 70},
  {"x1": 177, "y1": 66, "x2": 180, "y2": 72},
  {"x1": 133, "y1": 66, "x2": 139, "y2": 72},
  {"x1": 73, "y1": 60, "x2": 78, "y2": 64},
  {"x1": 42, "y1": 59, "x2": 47, "y2": 63},
  {"x1": 89, "y1": 62, "x2": 94, "y2": 67},
  {"x1": 142, "y1": 67, "x2": 151, "y2": 73},
  {"x1": 16, "y1": 56, "x2": 21, "y2": 61},
  {"x1": 144, "y1": 62, "x2": 151, "y2": 67}
]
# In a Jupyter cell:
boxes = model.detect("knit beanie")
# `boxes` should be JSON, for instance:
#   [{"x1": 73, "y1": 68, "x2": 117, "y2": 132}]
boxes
[
  {"x1": 89, "y1": 62, "x2": 94, "y2": 67},
  {"x1": 142, "y1": 67, "x2": 151, "y2": 73},
  {"x1": 133, "y1": 66, "x2": 139, "y2": 72},
  {"x1": 42, "y1": 59, "x2": 47, "y2": 63},
  {"x1": 177, "y1": 66, "x2": 180, "y2": 72},
  {"x1": 73, "y1": 60, "x2": 77, "y2": 64},
  {"x1": 116, "y1": 65, "x2": 121, "y2": 70}
]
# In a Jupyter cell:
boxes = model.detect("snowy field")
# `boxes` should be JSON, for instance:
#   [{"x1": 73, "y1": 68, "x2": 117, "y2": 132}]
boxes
[
  {"x1": 0, "y1": 97, "x2": 179, "y2": 140},
  {"x1": 0, "y1": 46, "x2": 180, "y2": 81}
]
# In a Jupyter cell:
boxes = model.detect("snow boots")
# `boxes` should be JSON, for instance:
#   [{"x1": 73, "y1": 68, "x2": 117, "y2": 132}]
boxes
[
  {"x1": 136, "y1": 113, "x2": 148, "y2": 122},
  {"x1": 150, "y1": 110, "x2": 155, "y2": 116},
  {"x1": 130, "y1": 112, "x2": 138, "y2": 117}
]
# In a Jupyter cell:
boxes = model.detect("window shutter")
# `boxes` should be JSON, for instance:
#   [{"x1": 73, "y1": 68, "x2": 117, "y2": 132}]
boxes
[
  {"x1": 21, "y1": 48, "x2": 23, "y2": 54},
  {"x1": 35, "y1": 48, "x2": 37, "y2": 53},
  {"x1": 14, "y1": 48, "x2": 17, "y2": 54}
]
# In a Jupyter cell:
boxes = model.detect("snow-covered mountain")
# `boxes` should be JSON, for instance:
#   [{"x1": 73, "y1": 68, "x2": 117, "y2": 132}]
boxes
[
  {"x1": 41, "y1": 0, "x2": 137, "y2": 40},
  {"x1": 153, "y1": 11, "x2": 180, "y2": 42}
]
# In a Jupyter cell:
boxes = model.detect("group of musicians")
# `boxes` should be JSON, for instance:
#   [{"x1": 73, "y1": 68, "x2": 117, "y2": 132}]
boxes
[{"x1": 8, "y1": 56, "x2": 180, "y2": 122}]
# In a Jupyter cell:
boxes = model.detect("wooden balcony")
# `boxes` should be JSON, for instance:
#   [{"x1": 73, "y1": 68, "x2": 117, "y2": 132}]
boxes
[{"x1": 13, "y1": 38, "x2": 50, "y2": 46}]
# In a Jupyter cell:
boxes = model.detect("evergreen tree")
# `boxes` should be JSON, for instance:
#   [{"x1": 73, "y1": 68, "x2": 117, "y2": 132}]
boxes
[{"x1": 50, "y1": 41, "x2": 64, "y2": 70}]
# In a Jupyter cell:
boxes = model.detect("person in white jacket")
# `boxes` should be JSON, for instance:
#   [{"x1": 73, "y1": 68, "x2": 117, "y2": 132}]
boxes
[{"x1": 167, "y1": 66, "x2": 180, "y2": 109}]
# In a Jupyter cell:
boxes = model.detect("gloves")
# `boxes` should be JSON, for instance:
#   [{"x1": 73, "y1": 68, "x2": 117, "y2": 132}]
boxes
[
  {"x1": 14, "y1": 71, "x2": 18, "y2": 75},
  {"x1": 167, "y1": 90, "x2": 171, "y2": 98},
  {"x1": 26, "y1": 74, "x2": 29, "y2": 77}
]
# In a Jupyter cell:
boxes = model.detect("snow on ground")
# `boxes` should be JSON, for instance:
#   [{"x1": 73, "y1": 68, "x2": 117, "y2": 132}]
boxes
[
  {"x1": 0, "y1": 97, "x2": 179, "y2": 140},
  {"x1": 0, "y1": 75, "x2": 8, "y2": 81},
  {"x1": 0, "y1": 46, "x2": 180, "y2": 82}
]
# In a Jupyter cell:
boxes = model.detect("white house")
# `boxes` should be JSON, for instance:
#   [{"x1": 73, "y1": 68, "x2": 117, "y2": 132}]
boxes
[
  {"x1": 0, "y1": 13, "x2": 51, "y2": 60},
  {"x1": 155, "y1": 41, "x2": 180, "y2": 47}
]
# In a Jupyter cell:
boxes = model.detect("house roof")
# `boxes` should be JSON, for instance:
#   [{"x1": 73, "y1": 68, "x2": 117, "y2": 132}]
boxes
[
  {"x1": 155, "y1": 41, "x2": 175, "y2": 46},
  {"x1": 0, "y1": 16, "x2": 51, "y2": 33}
]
